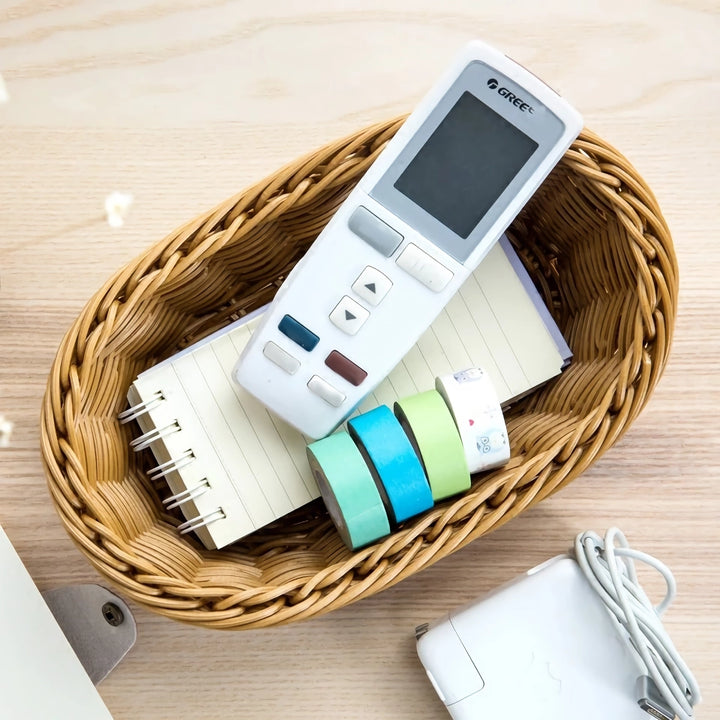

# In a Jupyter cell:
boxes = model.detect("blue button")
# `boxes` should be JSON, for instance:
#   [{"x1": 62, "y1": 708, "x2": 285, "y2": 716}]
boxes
[{"x1": 278, "y1": 315, "x2": 319, "y2": 351}]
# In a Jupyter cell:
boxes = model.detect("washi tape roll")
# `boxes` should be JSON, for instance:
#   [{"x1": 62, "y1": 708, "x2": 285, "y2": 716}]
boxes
[
  {"x1": 394, "y1": 390, "x2": 470, "y2": 501},
  {"x1": 307, "y1": 432, "x2": 390, "y2": 550},
  {"x1": 347, "y1": 405, "x2": 434, "y2": 525},
  {"x1": 435, "y1": 368, "x2": 510, "y2": 474}
]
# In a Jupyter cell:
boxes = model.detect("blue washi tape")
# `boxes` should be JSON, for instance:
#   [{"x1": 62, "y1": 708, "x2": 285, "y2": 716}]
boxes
[{"x1": 347, "y1": 405, "x2": 433, "y2": 524}]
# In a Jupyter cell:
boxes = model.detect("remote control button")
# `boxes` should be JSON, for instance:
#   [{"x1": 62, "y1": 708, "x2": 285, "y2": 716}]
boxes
[
  {"x1": 348, "y1": 205, "x2": 403, "y2": 257},
  {"x1": 351, "y1": 266, "x2": 392, "y2": 307},
  {"x1": 308, "y1": 375, "x2": 346, "y2": 407},
  {"x1": 329, "y1": 296, "x2": 369, "y2": 335},
  {"x1": 396, "y1": 243, "x2": 453, "y2": 292},
  {"x1": 262, "y1": 341, "x2": 300, "y2": 375},
  {"x1": 277, "y1": 314, "x2": 320, "y2": 351},
  {"x1": 325, "y1": 350, "x2": 368, "y2": 386}
]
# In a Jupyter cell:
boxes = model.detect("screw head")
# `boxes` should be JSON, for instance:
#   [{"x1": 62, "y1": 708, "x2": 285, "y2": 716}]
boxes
[{"x1": 102, "y1": 602, "x2": 124, "y2": 627}]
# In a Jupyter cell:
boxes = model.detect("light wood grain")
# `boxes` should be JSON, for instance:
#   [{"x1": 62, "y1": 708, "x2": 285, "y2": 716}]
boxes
[{"x1": 1, "y1": 1, "x2": 719, "y2": 718}]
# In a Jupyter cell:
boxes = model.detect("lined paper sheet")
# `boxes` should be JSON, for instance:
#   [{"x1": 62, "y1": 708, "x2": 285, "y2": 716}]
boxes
[{"x1": 129, "y1": 238, "x2": 567, "y2": 548}]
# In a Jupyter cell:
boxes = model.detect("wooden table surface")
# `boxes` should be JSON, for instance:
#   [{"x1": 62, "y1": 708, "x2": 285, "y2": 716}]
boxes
[{"x1": 1, "y1": 2, "x2": 718, "y2": 718}]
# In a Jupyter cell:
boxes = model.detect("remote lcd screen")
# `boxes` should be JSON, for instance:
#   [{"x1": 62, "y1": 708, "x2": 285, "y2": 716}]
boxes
[{"x1": 394, "y1": 91, "x2": 539, "y2": 239}]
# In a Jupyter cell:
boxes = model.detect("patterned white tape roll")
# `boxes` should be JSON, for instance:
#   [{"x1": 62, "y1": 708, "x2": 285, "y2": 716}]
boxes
[{"x1": 435, "y1": 368, "x2": 510, "y2": 474}]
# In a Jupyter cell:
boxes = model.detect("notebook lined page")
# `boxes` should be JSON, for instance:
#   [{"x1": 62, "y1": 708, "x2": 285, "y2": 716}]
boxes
[
  {"x1": 130, "y1": 239, "x2": 565, "y2": 548},
  {"x1": 478, "y1": 247, "x2": 565, "y2": 390}
]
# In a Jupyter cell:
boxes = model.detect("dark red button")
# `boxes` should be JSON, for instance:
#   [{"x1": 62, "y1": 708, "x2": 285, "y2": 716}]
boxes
[{"x1": 324, "y1": 350, "x2": 367, "y2": 387}]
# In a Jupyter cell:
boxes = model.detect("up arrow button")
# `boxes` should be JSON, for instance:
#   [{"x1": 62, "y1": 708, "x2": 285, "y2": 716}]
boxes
[{"x1": 351, "y1": 267, "x2": 393, "y2": 307}]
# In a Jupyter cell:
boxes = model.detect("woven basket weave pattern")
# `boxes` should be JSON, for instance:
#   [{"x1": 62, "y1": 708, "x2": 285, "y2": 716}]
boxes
[{"x1": 41, "y1": 119, "x2": 677, "y2": 629}]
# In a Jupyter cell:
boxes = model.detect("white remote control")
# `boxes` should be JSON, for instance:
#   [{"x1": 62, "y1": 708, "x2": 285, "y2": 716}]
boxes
[{"x1": 233, "y1": 40, "x2": 582, "y2": 439}]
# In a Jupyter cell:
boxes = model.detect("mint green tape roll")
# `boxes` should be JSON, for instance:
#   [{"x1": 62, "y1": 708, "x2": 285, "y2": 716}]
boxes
[
  {"x1": 307, "y1": 432, "x2": 390, "y2": 550},
  {"x1": 394, "y1": 390, "x2": 471, "y2": 501}
]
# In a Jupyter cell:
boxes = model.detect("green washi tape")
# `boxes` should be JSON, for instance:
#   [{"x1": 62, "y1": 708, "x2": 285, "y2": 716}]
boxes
[
  {"x1": 394, "y1": 390, "x2": 470, "y2": 501},
  {"x1": 307, "y1": 432, "x2": 390, "y2": 550}
]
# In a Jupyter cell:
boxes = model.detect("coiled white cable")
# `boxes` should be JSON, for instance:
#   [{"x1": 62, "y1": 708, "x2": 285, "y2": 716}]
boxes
[{"x1": 574, "y1": 528, "x2": 701, "y2": 720}]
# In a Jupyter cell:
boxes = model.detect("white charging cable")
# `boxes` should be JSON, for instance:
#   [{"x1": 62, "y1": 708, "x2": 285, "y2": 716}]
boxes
[{"x1": 574, "y1": 528, "x2": 701, "y2": 720}]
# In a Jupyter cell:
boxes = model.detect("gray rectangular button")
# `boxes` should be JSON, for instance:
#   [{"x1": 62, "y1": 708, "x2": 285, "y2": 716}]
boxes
[{"x1": 348, "y1": 205, "x2": 403, "y2": 257}]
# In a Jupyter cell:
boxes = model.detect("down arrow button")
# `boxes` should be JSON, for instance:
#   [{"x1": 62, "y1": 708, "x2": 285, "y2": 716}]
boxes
[{"x1": 330, "y1": 296, "x2": 370, "y2": 336}]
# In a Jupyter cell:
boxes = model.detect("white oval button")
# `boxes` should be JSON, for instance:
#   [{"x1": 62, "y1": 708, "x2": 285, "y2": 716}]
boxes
[
  {"x1": 307, "y1": 375, "x2": 346, "y2": 407},
  {"x1": 396, "y1": 243, "x2": 453, "y2": 292},
  {"x1": 262, "y1": 341, "x2": 300, "y2": 375}
]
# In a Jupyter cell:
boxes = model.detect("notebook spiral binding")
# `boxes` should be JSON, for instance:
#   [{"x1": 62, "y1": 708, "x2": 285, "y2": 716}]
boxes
[
  {"x1": 118, "y1": 391, "x2": 164, "y2": 424},
  {"x1": 164, "y1": 479, "x2": 211, "y2": 510},
  {"x1": 130, "y1": 422, "x2": 181, "y2": 452},
  {"x1": 177, "y1": 508, "x2": 226, "y2": 535},
  {"x1": 148, "y1": 450, "x2": 196, "y2": 480},
  {"x1": 123, "y1": 397, "x2": 225, "y2": 534}
]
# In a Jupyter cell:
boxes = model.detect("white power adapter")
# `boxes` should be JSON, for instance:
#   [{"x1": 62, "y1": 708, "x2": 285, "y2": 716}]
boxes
[{"x1": 416, "y1": 528, "x2": 700, "y2": 720}]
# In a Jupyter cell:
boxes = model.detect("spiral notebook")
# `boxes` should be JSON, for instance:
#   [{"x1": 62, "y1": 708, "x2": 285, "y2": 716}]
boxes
[{"x1": 126, "y1": 236, "x2": 571, "y2": 549}]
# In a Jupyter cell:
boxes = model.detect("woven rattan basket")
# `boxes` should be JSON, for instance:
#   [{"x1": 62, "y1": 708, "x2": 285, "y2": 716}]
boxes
[{"x1": 41, "y1": 119, "x2": 677, "y2": 629}]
